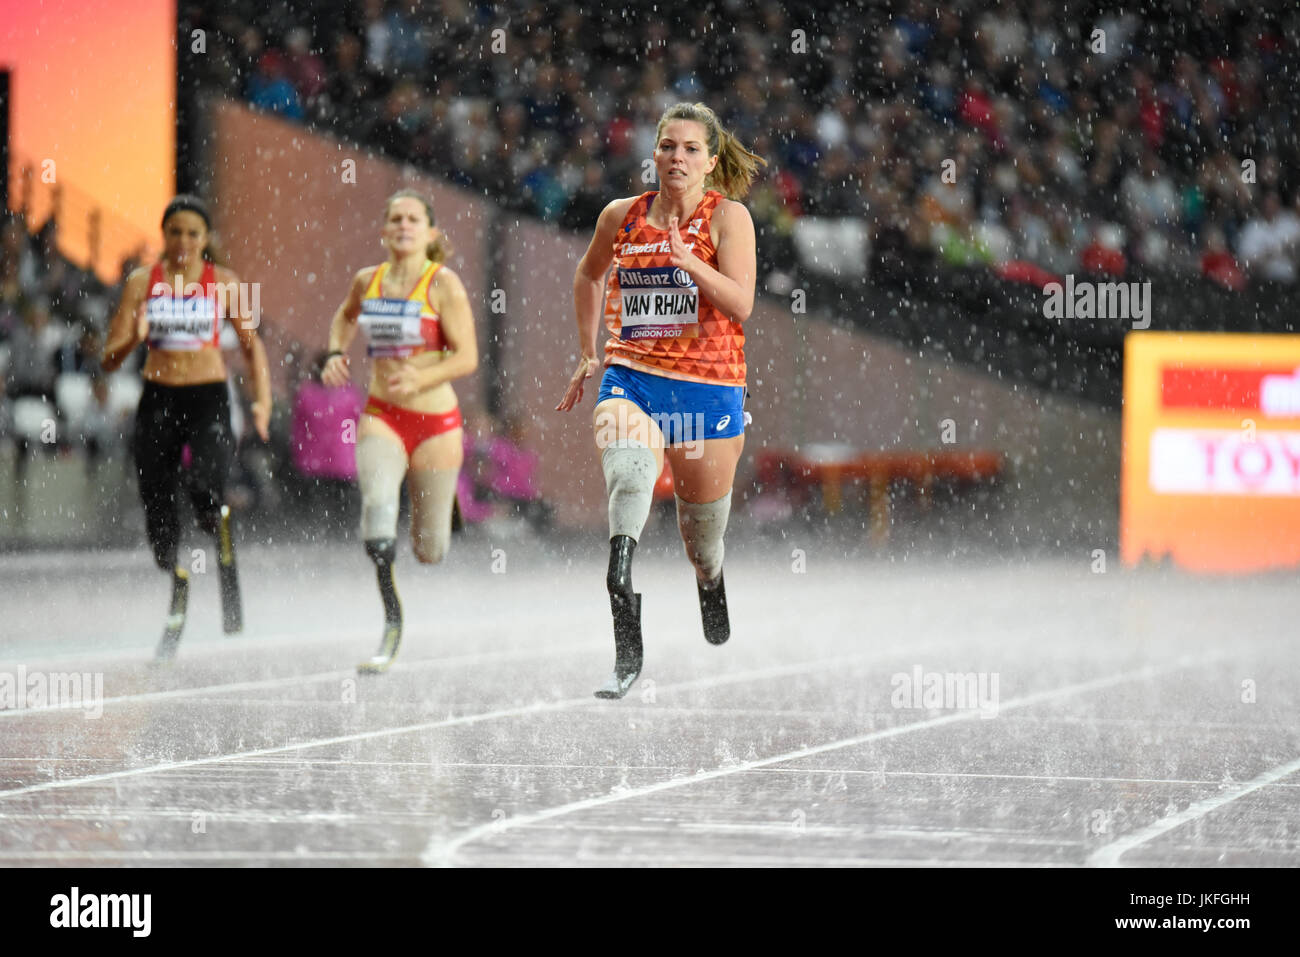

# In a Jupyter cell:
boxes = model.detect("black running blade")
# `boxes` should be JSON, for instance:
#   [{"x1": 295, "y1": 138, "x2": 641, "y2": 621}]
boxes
[
  {"x1": 154, "y1": 627, "x2": 183, "y2": 662},
  {"x1": 699, "y1": 577, "x2": 730, "y2": 645},
  {"x1": 358, "y1": 622, "x2": 401, "y2": 675},
  {"x1": 155, "y1": 573, "x2": 189, "y2": 661},
  {"x1": 219, "y1": 562, "x2": 243, "y2": 634},
  {"x1": 594, "y1": 668, "x2": 641, "y2": 699}
]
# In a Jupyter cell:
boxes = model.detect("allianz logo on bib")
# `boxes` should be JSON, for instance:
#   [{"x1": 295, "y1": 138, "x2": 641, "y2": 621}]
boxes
[
  {"x1": 363, "y1": 297, "x2": 423, "y2": 317},
  {"x1": 148, "y1": 296, "x2": 217, "y2": 321},
  {"x1": 619, "y1": 266, "x2": 696, "y2": 289}
]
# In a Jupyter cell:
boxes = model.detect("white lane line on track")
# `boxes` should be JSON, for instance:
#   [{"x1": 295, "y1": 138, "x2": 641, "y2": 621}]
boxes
[
  {"x1": 0, "y1": 851, "x2": 1067, "y2": 866},
  {"x1": 0, "y1": 639, "x2": 604, "y2": 719},
  {"x1": 422, "y1": 654, "x2": 1226, "y2": 867},
  {"x1": 0, "y1": 603, "x2": 601, "y2": 672},
  {"x1": 0, "y1": 641, "x2": 948, "y2": 802},
  {"x1": 751, "y1": 768, "x2": 1291, "y2": 788},
  {"x1": 1087, "y1": 753, "x2": 1300, "y2": 867}
]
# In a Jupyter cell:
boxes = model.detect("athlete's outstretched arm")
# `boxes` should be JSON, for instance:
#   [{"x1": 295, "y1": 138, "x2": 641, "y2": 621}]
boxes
[
  {"x1": 101, "y1": 269, "x2": 150, "y2": 372},
  {"x1": 321, "y1": 269, "x2": 369, "y2": 388},
  {"x1": 219, "y1": 266, "x2": 273, "y2": 442},
  {"x1": 667, "y1": 200, "x2": 756, "y2": 323},
  {"x1": 385, "y1": 267, "x2": 478, "y2": 398},
  {"x1": 557, "y1": 198, "x2": 631, "y2": 412}
]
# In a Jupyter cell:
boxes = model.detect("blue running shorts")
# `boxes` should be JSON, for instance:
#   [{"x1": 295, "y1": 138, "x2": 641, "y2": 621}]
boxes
[{"x1": 596, "y1": 363, "x2": 747, "y2": 446}]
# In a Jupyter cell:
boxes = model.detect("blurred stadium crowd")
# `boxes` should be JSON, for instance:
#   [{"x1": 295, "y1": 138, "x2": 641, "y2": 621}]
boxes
[{"x1": 178, "y1": 0, "x2": 1300, "y2": 288}]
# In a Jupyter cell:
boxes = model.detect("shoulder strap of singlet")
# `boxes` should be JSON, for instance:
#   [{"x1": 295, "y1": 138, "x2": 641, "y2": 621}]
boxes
[
  {"x1": 363, "y1": 263, "x2": 388, "y2": 299},
  {"x1": 420, "y1": 262, "x2": 443, "y2": 313},
  {"x1": 623, "y1": 192, "x2": 655, "y2": 232}
]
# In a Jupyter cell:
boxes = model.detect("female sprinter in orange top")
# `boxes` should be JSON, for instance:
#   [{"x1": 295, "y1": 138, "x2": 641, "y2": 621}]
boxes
[
  {"x1": 102, "y1": 195, "x2": 272, "y2": 659},
  {"x1": 557, "y1": 102, "x2": 765, "y2": 698},
  {"x1": 322, "y1": 188, "x2": 477, "y2": 673}
]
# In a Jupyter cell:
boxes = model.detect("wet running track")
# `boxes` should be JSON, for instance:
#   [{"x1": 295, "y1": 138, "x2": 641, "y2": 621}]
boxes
[{"x1": 0, "y1": 535, "x2": 1296, "y2": 867}]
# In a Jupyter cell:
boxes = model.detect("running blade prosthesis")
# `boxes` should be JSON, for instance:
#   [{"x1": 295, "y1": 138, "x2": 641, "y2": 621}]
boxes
[
  {"x1": 595, "y1": 535, "x2": 643, "y2": 699},
  {"x1": 155, "y1": 567, "x2": 190, "y2": 661},
  {"x1": 594, "y1": 592, "x2": 642, "y2": 698},
  {"x1": 357, "y1": 617, "x2": 401, "y2": 675},
  {"x1": 217, "y1": 505, "x2": 243, "y2": 634},
  {"x1": 358, "y1": 541, "x2": 402, "y2": 675},
  {"x1": 697, "y1": 573, "x2": 730, "y2": 645}
]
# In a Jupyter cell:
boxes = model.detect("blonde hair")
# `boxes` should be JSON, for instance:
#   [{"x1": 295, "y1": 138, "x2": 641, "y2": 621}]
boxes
[
  {"x1": 384, "y1": 188, "x2": 451, "y2": 264},
  {"x1": 654, "y1": 103, "x2": 767, "y2": 200}
]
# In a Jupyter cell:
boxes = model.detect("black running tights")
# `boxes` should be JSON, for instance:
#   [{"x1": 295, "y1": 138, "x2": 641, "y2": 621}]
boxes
[{"x1": 132, "y1": 381, "x2": 233, "y2": 571}]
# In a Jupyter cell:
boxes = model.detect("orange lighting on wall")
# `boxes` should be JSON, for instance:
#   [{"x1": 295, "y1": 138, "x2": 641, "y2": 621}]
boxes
[{"x1": 0, "y1": 0, "x2": 174, "y2": 281}]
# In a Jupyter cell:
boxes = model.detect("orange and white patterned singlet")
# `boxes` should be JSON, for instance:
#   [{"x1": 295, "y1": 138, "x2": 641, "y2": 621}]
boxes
[{"x1": 603, "y1": 190, "x2": 745, "y2": 386}]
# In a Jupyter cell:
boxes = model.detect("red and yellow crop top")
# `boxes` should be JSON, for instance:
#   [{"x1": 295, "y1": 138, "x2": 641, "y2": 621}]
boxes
[{"x1": 358, "y1": 260, "x2": 446, "y2": 358}]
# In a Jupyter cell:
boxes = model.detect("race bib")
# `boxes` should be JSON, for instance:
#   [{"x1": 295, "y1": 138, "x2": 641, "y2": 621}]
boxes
[
  {"x1": 360, "y1": 297, "x2": 424, "y2": 358},
  {"x1": 618, "y1": 266, "x2": 698, "y2": 340},
  {"x1": 146, "y1": 295, "x2": 217, "y2": 351}
]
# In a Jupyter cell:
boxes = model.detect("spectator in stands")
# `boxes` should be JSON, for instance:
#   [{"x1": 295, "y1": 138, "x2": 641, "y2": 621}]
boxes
[
  {"x1": 366, "y1": 81, "x2": 423, "y2": 162},
  {"x1": 1200, "y1": 224, "x2": 1246, "y2": 291},
  {"x1": 4, "y1": 298, "x2": 63, "y2": 402},
  {"x1": 247, "y1": 48, "x2": 304, "y2": 120},
  {"x1": 1, "y1": 215, "x2": 38, "y2": 309},
  {"x1": 1236, "y1": 192, "x2": 1300, "y2": 284},
  {"x1": 283, "y1": 26, "x2": 327, "y2": 104},
  {"x1": 315, "y1": 32, "x2": 375, "y2": 131},
  {"x1": 188, "y1": 0, "x2": 1300, "y2": 297},
  {"x1": 1080, "y1": 224, "x2": 1128, "y2": 277},
  {"x1": 1122, "y1": 151, "x2": 1181, "y2": 235},
  {"x1": 560, "y1": 163, "x2": 610, "y2": 232},
  {"x1": 801, "y1": 146, "x2": 862, "y2": 218},
  {"x1": 57, "y1": 319, "x2": 103, "y2": 376}
]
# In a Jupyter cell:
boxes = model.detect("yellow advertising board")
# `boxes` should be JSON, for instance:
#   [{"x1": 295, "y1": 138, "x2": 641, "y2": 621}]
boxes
[{"x1": 1122, "y1": 332, "x2": 1300, "y2": 572}]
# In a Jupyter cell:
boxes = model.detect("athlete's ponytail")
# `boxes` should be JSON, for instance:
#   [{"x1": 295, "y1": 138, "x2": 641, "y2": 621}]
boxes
[
  {"x1": 655, "y1": 103, "x2": 768, "y2": 200},
  {"x1": 384, "y1": 188, "x2": 451, "y2": 265}
]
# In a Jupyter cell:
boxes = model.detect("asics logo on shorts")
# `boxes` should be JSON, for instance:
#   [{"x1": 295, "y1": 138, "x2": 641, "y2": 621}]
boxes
[{"x1": 716, "y1": 415, "x2": 731, "y2": 431}]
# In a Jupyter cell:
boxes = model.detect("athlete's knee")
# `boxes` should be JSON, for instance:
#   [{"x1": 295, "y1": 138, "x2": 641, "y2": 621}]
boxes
[
  {"x1": 360, "y1": 497, "x2": 400, "y2": 542},
  {"x1": 406, "y1": 468, "x2": 457, "y2": 565},
  {"x1": 357, "y1": 435, "x2": 407, "y2": 541},
  {"x1": 411, "y1": 528, "x2": 448, "y2": 565},
  {"x1": 602, "y1": 439, "x2": 656, "y2": 542}
]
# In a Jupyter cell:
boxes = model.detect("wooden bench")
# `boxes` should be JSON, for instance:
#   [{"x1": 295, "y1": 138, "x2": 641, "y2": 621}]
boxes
[{"x1": 754, "y1": 448, "x2": 1005, "y2": 543}]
